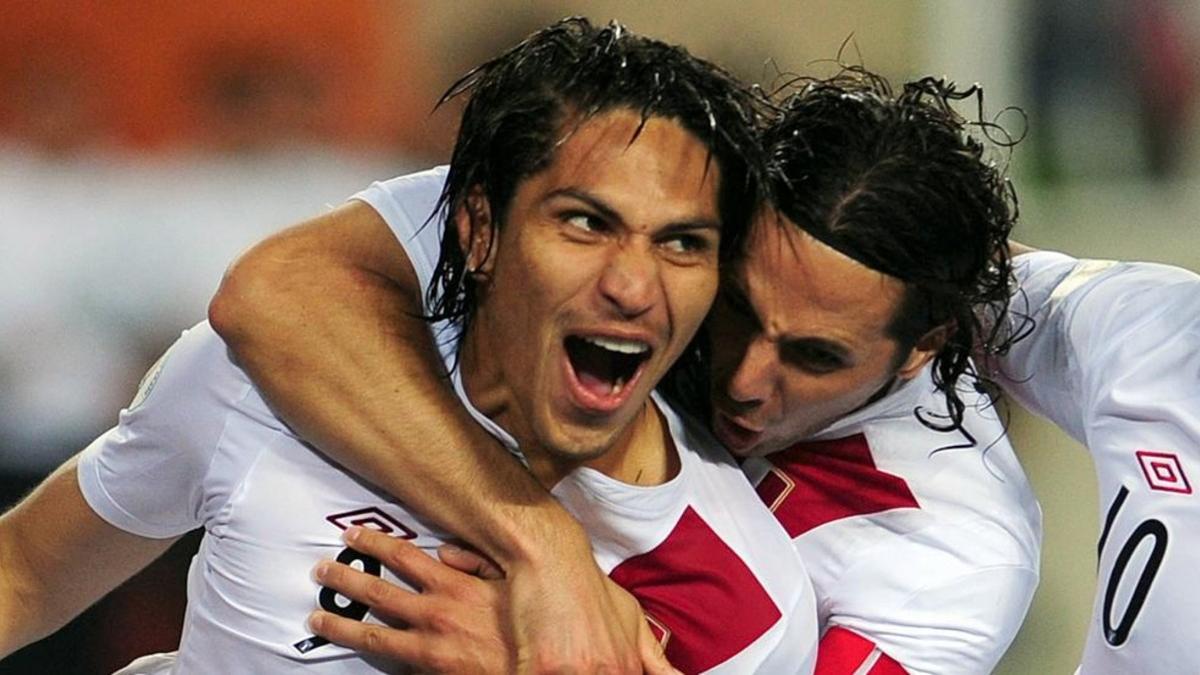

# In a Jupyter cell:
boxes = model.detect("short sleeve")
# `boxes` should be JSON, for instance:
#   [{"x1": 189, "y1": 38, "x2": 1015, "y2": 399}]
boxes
[
  {"x1": 993, "y1": 251, "x2": 1200, "y2": 445},
  {"x1": 77, "y1": 322, "x2": 256, "y2": 538},
  {"x1": 350, "y1": 165, "x2": 450, "y2": 300},
  {"x1": 826, "y1": 529, "x2": 1039, "y2": 674}
]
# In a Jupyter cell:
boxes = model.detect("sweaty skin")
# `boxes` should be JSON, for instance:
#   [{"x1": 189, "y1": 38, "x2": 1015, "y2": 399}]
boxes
[
  {"x1": 210, "y1": 111, "x2": 722, "y2": 674},
  {"x1": 708, "y1": 213, "x2": 943, "y2": 458},
  {"x1": 212, "y1": 201, "x2": 661, "y2": 675}
]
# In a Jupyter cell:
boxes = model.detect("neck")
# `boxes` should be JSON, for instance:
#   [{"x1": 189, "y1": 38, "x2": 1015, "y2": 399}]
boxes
[
  {"x1": 576, "y1": 400, "x2": 680, "y2": 487},
  {"x1": 520, "y1": 399, "x2": 680, "y2": 489}
]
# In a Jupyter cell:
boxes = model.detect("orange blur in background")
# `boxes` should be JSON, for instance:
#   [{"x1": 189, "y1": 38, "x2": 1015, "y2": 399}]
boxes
[{"x1": 0, "y1": 1, "x2": 443, "y2": 156}]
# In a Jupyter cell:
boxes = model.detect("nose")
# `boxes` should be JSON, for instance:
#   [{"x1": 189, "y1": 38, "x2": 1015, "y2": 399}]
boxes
[
  {"x1": 598, "y1": 241, "x2": 660, "y2": 318},
  {"x1": 723, "y1": 335, "x2": 775, "y2": 410}
]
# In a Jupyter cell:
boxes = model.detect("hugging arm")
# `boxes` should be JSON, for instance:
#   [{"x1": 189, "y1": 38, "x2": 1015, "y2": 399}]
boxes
[{"x1": 209, "y1": 201, "x2": 659, "y2": 672}]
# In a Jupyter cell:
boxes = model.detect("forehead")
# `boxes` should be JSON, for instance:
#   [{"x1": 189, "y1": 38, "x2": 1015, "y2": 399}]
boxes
[
  {"x1": 518, "y1": 109, "x2": 721, "y2": 221},
  {"x1": 738, "y1": 212, "x2": 907, "y2": 347}
]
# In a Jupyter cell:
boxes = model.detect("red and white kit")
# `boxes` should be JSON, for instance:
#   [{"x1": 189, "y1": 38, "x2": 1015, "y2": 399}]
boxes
[
  {"x1": 743, "y1": 365, "x2": 1043, "y2": 674},
  {"x1": 79, "y1": 167, "x2": 819, "y2": 674},
  {"x1": 990, "y1": 251, "x2": 1200, "y2": 675}
]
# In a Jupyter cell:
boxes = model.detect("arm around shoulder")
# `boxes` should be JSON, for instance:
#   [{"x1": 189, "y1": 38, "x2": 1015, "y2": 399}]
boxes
[
  {"x1": 207, "y1": 199, "x2": 664, "y2": 673},
  {"x1": 208, "y1": 200, "x2": 585, "y2": 567}
]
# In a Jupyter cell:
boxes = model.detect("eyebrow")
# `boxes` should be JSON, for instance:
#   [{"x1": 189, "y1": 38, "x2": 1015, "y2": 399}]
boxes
[
  {"x1": 546, "y1": 187, "x2": 721, "y2": 232},
  {"x1": 725, "y1": 279, "x2": 855, "y2": 361},
  {"x1": 781, "y1": 336, "x2": 852, "y2": 362}
]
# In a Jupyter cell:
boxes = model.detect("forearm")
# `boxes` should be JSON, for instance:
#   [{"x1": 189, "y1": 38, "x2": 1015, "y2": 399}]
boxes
[
  {"x1": 0, "y1": 540, "x2": 81, "y2": 657},
  {"x1": 0, "y1": 535, "x2": 43, "y2": 657},
  {"x1": 227, "y1": 296, "x2": 588, "y2": 565},
  {"x1": 0, "y1": 457, "x2": 175, "y2": 657},
  {"x1": 209, "y1": 205, "x2": 588, "y2": 568}
]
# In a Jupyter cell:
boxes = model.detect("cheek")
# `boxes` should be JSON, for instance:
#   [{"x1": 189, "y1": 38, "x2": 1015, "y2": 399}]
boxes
[
  {"x1": 669, "y1": 272, "x2": 718, "y2": 331},
  {"x1": 780, "y1": 369, "x2": 888, "y2": 422},
  {"x1": 780, "y1": 374, "x2": 862, "y2": 415},
  {"x1": 504, "y1": 252, "x2": 586, "y2": 314}
]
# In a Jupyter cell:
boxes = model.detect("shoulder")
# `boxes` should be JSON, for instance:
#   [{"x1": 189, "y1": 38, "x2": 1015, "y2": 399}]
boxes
[
  {"x1": 1013, "y1": 253, "x2": 1200, "y2": 352},
  {"x1": 77, "y1": 322, "x2": 276, "y2": 537},
  {"x1": 119, "y1": 322, "x2": 264, "y2": 430},
  {"x1": 350, "y1": 166, "x2": 449, "y2": 237},
  {"x1": 348, "y1": 166, "x2": 450, "y2": 297}
]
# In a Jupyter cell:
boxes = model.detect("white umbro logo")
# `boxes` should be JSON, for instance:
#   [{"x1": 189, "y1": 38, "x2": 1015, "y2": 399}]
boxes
[{"x1": 1135, "y1": 450, "x2": 1192, "y2": 495}]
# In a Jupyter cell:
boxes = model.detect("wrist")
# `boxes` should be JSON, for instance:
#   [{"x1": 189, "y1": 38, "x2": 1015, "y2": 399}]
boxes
[{"x1": 492, "y1": 506, "x2": 593, "y2": 571}]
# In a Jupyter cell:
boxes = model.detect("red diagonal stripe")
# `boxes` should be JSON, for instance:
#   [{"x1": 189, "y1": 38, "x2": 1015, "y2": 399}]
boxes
[
  {"x1": 757, "y1": 434, "x2": 919, "y2": 537},
  {"x1": 817, "y1": 626, "x2": 908, "y2": 674},
  {"x1": 609, "y1": 506, "x2": 781, "y2": 673}
]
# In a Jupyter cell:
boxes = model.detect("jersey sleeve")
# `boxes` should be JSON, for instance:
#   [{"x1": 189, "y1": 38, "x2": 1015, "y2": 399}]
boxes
[
  {"x1": 349, "y1": 165, "x2": 450, "y2": 300},
  {"x1": 824, "y1": 558, "x2": 1038, "y2": 674},
  {"x1": 816, "y1": 626, "x2": 907, "y2": 674},
  {"x1": 993, "y1": 251, "x2": 1200, "y2": 447},
  {"x1": 77, "y1": 322, "x2": 263, "y2": 538}
]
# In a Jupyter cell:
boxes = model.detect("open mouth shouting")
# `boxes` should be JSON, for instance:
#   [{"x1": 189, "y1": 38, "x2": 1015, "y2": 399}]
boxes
[
  {"x1": 712, "y1": 410, "x2": 765, "y2": 454},
  {"x1": 563, "y1": 334, "x2": 653, "y2": 414}
]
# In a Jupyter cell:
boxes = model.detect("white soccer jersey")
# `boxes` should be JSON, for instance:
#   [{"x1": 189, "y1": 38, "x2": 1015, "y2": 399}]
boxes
[
  {"x1": 742, "y1": 366, "x2": 1043, "y2": 675},
  {"x1": 77, "y1": 167, "x2": 818, "y2": 674},
  {"x1": 988, "y1": 251, "x2": 1200, "y2": 675}
]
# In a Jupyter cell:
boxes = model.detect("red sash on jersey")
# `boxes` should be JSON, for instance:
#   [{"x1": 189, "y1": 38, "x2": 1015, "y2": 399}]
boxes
[
  {"x1": 757, "y1": 434, "x2": 920, "y2": 536},
  {"x1": 609, "y1": 506, "x2": 782, "y2": 673},
  {"x1": 817, "y1": 626, "x2": 907, "y2": 674}
]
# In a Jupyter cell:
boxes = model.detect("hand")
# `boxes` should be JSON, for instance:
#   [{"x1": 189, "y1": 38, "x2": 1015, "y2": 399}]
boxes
[
  {"x1": 502, "y1": 523, "x2": 680, "y2": 674},
  {"x1": 442, "y1": 542, "x2": 676, "y2": 675},
  {"x1": 308, "y1": 526, "x2": 510, "y2": 673}
]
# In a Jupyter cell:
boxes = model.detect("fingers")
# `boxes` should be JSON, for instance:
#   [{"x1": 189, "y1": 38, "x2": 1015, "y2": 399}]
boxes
[
  {"x1": 636, "y1": 617, "x2": 681, "y2": 675},
  {"x1": 438, "y1": 543, "x2": 504, "y2": 580},
  {"x1": 313, "y1": 557, "x2": 422, "y2": 626},
  {"x1": 326, "y1": 527, "x2": 497, "y2": 613},
  {"x1": 342, "y1": 526, "x2": 459, "y2": 592},
  {"x1": 308, "y1": 609, "x2": 425, "y2": 664}
]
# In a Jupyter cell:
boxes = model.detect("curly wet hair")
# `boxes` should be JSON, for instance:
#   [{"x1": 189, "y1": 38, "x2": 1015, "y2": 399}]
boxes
[
  {"x1": 425, "y1": 17, "x2": 768, "y2": 334},
  {"x1": 762, "y1": 68, "x2": 1025, "y2": 433}
]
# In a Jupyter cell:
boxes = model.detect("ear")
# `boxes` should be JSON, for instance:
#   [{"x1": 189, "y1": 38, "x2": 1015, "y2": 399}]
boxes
[
  {"x1": 894, "y1": 322, "x2": 953, "y2": 381},
  {"x1": 454, "y1": 186, "x2": 496, "y2": 276}
]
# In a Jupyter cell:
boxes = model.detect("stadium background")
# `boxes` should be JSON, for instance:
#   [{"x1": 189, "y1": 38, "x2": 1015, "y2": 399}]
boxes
[{"x1": 1, "y1": 1, "x2": 1197, "y2": 672}]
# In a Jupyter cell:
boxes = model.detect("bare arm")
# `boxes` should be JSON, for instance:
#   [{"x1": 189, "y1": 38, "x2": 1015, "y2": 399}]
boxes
[
  {"x1": 1009, "y1": 240, "x2": 1038, "y2": 257},
  {"x1": 0, "y1": 456, "x2": 177, "y2": 657},
  {"x1": 209, "y1": 201, "x2": 652, "y2": 672},
  {"x1": 209, "y1": 201, "x2": 583, "y2": 572}
]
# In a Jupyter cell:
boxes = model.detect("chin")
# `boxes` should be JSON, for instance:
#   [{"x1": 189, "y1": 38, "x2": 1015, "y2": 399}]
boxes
[
  {"x1": 741, "y1": 440, "x2": 783, "y2": 459},
  {"x1": 538, "y1": 422, "x2": 619, "y2": 463}
]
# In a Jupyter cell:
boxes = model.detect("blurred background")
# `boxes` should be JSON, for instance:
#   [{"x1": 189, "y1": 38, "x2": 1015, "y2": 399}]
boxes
[{"x1": 1, "y1": 1, "x2": 1197, "y2": 672}]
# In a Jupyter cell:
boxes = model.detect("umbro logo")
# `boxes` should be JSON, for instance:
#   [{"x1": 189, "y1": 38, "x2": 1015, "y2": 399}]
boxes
[
  {"x1": 1135, "y1": 450, "x2": 1192, "y2": 495},
  {"x1": 325, "y1": 506, "x2": 417, "y2": 539}
]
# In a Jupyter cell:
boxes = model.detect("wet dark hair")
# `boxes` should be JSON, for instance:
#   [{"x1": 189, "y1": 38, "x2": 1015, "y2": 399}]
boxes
[
  {"x1": 763, "y1": 68, "x2": 1024, "y2": 433},
  {"x1": 425, "y1": 17, "x2": 767, "y2": 335}
]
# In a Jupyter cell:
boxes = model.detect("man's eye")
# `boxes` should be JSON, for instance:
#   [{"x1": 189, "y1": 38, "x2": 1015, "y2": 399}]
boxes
[
  {"x1": 785, "y1": 344, "x2": 845, "y2": 373},
  {"x1": 564, "y1": 213, "x2": 603, "y2": 233},
  {"x1": 661, "y1": 234, "x2": 710, "y2": 254}
]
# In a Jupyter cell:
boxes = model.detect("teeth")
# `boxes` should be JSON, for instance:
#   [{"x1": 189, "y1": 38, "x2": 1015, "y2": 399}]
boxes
[
  {"x1": 611, "y1": 376, "x2": 626, "y2": 396},
  {"x1": 583, "y1": 336, "x2": 649, "y2": 354}
]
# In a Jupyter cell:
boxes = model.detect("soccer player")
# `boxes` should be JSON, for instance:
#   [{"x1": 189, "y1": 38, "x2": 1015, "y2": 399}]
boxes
[
  {"x1": 212, "y1": 70, "x2": 1043, "y2": 673},
  {"x1": 0, "y1": 19, "x2": 820, "y2": 673},
  {"x1": 984, "y1": 243, "x2": 1200, "y2": 674}
]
